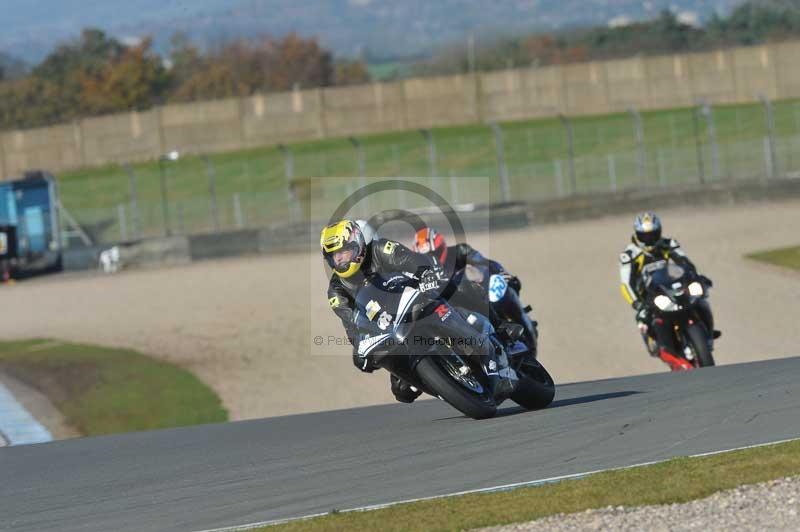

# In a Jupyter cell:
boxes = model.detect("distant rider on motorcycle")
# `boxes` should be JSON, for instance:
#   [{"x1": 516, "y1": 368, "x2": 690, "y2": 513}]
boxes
[
  {"x1": 322, "y1": 219, "x2": 514, "y2": 403},
  {"x1": 619, "y1": 212, "x2": 720, "y2": 371}
]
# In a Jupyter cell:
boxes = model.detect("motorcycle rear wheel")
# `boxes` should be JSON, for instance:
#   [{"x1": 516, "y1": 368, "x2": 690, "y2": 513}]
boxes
[{"x1": 416, "y1": 356, "x2": 497, "y2": 419}]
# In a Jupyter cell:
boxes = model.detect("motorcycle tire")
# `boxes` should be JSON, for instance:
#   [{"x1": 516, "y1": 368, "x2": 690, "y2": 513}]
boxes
[
  {"x1": 687, "y1": 323, "x2": 715, "y2": 368},
  {"x1": 416, "y1": 356, "x2": 497, "y2": 420},
  {"x1": 511, "y1": 359, "x2": 556, "y2": 410}
]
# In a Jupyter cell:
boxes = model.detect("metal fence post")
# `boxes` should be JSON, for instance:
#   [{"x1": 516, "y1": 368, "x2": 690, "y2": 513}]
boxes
[
  {"x1": 557, "y1": 114, "x2": 577, "y2": 195},
  {"x1": 607, "y1": 154, "x2": 617, "y2": 192},
  {"x1": 627, "y1": 107, "x2": 646, "y2": 184},
  {"x1": 158, "y1": 150, "x2": 180, "y2": 237},
  {"x1": 448, "y1": 169, "x2": 459, "y2": 205},
  {"x1": 490, "y1": 123, "x2": 511, "y2": 202},
  {"x1": 348, "y1": 137, "x2": 369, "y2": 216},
  {"x1": 699, "y1": 101, "x2": 720, "y2": 180},
  {"x1": 278, "y1": 144, "x2": 294, "y2": 182},
  {"x1": 758, "y1": 93, "x2": 778, "y2": 180},
  {"x1": 348, "y1": 136, "x2": 366, "y2": 178},
  {"x1": 122, "y1": 164, "x2": 140, "y2": 238},
  {"x1": 278, "y1": 144, "x2": 297, "y2": 222},
  {"x1": 233, "y1": 193, "x2": 244, "y2": 228},
  {"x1": 692, "y1": 107, "x2": 706, "y2": 184},
  {"x1": 158, "y1": 159, "x2": 170, "y2": 236},
  {"x1": 763, "y1": 137, "x2": 774, "y2": 180},
  {"x1": 203, "y1": 155, "x2": 220, "y2": 232},
  {"x1": 554, "y1": 159, "x2": 564, "y2": 198},
  {"x1": 420, "y1": 129, "x2": 438, "y2": 178},
  {"x1": 117, "y1": 204, "x2": 127, "y2": 241}
]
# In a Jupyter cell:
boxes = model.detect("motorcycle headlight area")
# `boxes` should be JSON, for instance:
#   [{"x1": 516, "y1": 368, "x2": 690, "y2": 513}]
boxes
[
  {"x1": 688, "y1": 281, "x2": 704, "y2": 297},
  {"x1": 394, "y1": 321, "x2": 414, "y2": 342},
  {"x1": 654, "y1": 294, "x2": 681, "y2": 312}
]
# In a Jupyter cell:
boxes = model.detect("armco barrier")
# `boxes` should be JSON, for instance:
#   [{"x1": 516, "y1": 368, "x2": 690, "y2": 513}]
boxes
[
  {"x1": 525, "y1": 177, "x2": 800, "y2": 225},
  {"x1": 188, "y1": 229, "x2": 261, "y2": 261}
]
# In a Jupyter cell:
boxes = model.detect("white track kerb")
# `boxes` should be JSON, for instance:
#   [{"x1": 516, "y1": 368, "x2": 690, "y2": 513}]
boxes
[
  {"x1": 194, "y1": 437, "x2": 800, "y2": 532},
  {"x1": 0, "y1": 382, "x2": 53, "y2": 446}
]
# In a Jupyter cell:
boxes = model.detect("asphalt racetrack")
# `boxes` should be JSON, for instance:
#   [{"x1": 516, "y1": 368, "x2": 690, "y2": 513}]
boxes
[{"x1": 2, "y1": 357, "x2": 800, "y2": 532}]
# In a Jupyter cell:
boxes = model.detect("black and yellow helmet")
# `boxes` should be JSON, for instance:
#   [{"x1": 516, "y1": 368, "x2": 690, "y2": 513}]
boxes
[
  {"x1": 633, "y1": 212, "x2": 662, "y2": 251},
  {"x1": 320, "y1": 219, "x2": 374, "y2": 278}
]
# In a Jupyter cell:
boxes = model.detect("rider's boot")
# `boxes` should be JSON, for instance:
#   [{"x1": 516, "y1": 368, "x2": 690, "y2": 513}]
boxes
[
  {"x1": 390, "y1": 374, "x2": 422, "y2": 403},
  {"x1": 492, "y1": 299, "x2": 538, "y2": 357},
  {"x1": 480, "y1": 337, "x2": 517, "y2": 398}
]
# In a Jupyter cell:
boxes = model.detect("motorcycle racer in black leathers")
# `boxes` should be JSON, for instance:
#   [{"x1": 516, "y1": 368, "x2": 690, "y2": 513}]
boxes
[
  {"x1": 412, "y1": 226, "x2": 537, "y2": 348},
  {"x1": 322, "y1": 219, "x2": 515, "y2": 403},
  {"x1": 619, "y1": 212, "x2": 719, "y2": 371}
]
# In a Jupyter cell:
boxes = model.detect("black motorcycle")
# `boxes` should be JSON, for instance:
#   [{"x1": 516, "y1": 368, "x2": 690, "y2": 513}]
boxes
[
  {"x1": 642, "y1": 261, "x2": 717, "y2": 369},
  {"x1": 354, "y1": 272, "x2": 555, "y2": 419}
]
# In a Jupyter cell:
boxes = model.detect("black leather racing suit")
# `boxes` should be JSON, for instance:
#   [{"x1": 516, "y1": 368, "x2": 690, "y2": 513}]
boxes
[
  {"x1": 327, "y1": 238, "x2": 436, "y2": 370},
  {"x1": 327, "y1": 238, "x2": 495, "y2": 367}
]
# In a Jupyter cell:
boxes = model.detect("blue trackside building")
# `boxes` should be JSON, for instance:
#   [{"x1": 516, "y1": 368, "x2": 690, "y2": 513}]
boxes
[{"x1": 0, "y1": 171, "x2": 62, "y2": 278}]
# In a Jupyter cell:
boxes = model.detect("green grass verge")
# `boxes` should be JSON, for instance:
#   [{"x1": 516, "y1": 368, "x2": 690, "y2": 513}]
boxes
[
  {"x1": 748, "y1": 246, "x2": 800, "y2": 271},
  {"x1": 262, "y1": 439, "x2": 800, "y2": 532},
  {"x1": 0, "y1": 339, "x2": 227, "y2": 436},
  {"x1": 55, "y1": 97, "x2": 800, "y2": 240}
]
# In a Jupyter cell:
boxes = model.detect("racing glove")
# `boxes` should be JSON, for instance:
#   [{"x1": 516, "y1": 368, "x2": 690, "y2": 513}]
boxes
[
  {"x1": 635, "y1": 306, "x2": 651, "y2": 334},
  {"x1": 501, "y1": 272, "x2": 522, "y2": 293},
  {"x1": 352, "y1": 349, "x2": 375, "y2": 373},
  {"x1": 390, "y1": 374, "x2": 422, "y2": 403}
]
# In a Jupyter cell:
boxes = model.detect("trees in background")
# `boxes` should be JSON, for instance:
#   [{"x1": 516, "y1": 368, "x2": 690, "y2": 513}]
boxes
[
  {"x1": 168, "y1": 33, "x2": 335, "y2": 102},
  {"x1": 415, "y1": 2, "x2": 800, "y2": 75},
  {"x1": 79, "y1": 38, "x2": 169, "y2": 115},
  {"x1": 707, "y1": 0, "x2": 800, "y2": 45},
  {"x1": 0, "y1": 29, "x2": 366, "y2": 130},
  {"x1": 4, "y1": 1, "x2": 800, "y2": 131}
]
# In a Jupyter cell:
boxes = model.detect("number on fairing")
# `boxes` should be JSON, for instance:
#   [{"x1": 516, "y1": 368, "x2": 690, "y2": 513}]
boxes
[{"x1": 488, "y1": 274, "x2": 508, "y2": 302}]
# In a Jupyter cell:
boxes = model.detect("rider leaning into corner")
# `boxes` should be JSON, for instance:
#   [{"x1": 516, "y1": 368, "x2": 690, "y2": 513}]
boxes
[
  {"x1": 321, "y1": 219, "x2": 516, "y2": 403},
  {"x1": 412, "y1": 226, "x2": 537, "y2": 350},
  {"x1": 619, "y1": 212, "x2": 721, "y2": 371}
]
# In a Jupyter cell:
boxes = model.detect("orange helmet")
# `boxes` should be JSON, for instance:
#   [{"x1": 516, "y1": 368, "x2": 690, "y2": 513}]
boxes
[{"x1": 413, "y1": 227, "x2": 448, "y2": 265}]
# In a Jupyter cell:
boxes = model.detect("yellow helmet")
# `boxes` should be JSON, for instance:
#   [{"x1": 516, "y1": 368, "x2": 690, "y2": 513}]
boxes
[{"x1": 320, "y1": 219, "x2": 372, "y2": 278}]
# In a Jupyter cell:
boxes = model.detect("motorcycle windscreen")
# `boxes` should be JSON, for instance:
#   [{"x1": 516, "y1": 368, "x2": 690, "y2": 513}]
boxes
[{"x1": 643, "y1": 260, "x2": 686, "y2": 292}]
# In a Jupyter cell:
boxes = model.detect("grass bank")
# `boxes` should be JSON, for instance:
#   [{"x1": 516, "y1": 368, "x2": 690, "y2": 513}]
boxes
[
  {"x1": 0, "y1": 339, "x2": 227, "y2": 436},
  {"x1": 58, "y1": 98, "x2": 800, "y2": 240},
  {"x1": 748, "y1": 245, "x2": 800, "y2": 271},
  {"x1": 263, "y1": 438, "x2": 800, "y2": 532}
]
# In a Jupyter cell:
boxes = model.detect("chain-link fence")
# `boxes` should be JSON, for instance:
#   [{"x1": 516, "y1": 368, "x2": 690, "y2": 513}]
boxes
[{"x1": 57, "y1": 97, "x2": 800, "y2": 246}]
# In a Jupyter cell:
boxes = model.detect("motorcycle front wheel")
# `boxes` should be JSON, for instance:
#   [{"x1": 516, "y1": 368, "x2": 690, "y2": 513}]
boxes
[
  {"x1": 511, "y1": 358, "x2": 556, "y2": 410},
  {"x1": 687, "y1": 323, "x2": 715, "y2": 368},
  {"x1": 415, "y1": 355, "x2": 497, "y2": 420}
]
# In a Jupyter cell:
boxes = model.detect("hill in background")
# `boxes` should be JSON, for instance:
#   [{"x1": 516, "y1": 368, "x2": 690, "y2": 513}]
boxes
[{"x1": 0, "y1": 0, "x2": 746, "y2": 65}]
